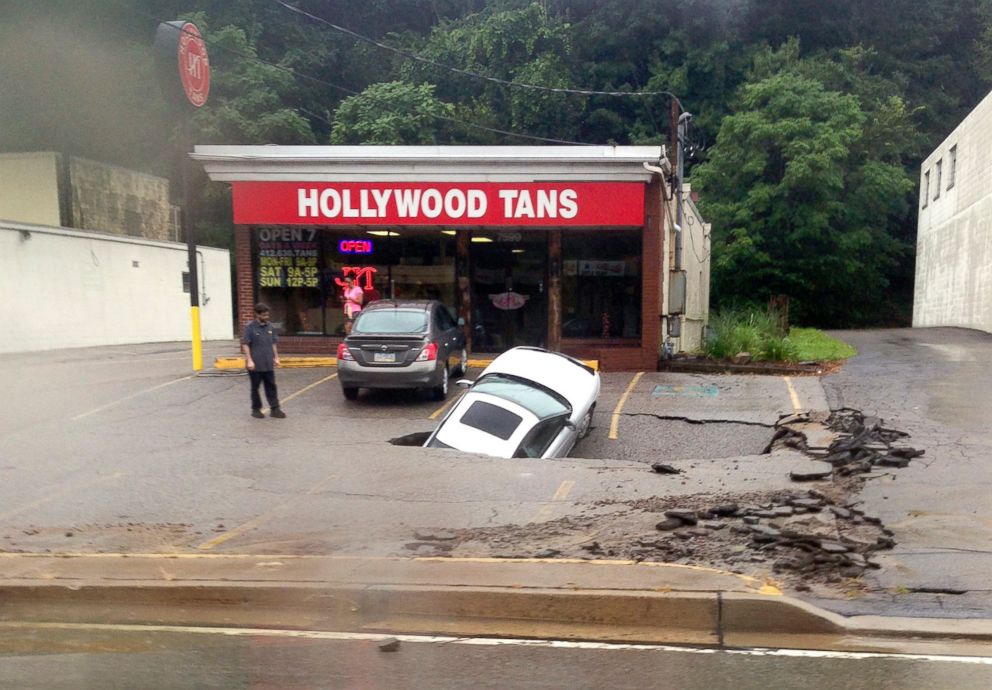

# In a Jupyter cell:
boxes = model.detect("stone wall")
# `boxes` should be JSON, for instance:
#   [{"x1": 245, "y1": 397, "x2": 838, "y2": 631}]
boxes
[{"x1": 68, "y1": 156, "x2": 176, "y2": 241}]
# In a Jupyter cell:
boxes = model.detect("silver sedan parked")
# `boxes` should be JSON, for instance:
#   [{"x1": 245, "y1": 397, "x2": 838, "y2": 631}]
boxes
[{"x1": 337, "y1": 300, "x2": 467, "y2": 401}]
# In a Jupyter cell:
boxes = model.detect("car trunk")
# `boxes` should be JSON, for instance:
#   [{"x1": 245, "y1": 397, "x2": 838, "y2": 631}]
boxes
[{"x1": 345, "y1": 333, "x2": 429, "y2": 366}]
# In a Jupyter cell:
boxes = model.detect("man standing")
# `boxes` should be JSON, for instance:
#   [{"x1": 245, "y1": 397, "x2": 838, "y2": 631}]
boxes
[{"x1": 242, "y1": 303, "x2": 286, "y2": 419}]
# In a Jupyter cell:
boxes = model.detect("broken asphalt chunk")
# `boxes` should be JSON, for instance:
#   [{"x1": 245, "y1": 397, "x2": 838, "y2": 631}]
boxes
[
  {"x1": 789, "y1": 460, "x2": 833, "y2": 482},
  {"x1": 378, "y1": 637, "x2": 401, "y2": 653},
  {"x1": 664, "y1": 509, "x2": 699, "y2": 525},
  {"x1": 651, "y1": 463, "x2": 682, "y2": 475},
  {"x1": 655, "y1": 518, "x2": 683, "y2": 531}
]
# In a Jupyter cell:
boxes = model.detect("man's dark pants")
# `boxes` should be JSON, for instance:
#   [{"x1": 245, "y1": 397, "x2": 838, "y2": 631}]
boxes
[{"x1": 249, "y1": 370, "x2": 280, "y2": 410}]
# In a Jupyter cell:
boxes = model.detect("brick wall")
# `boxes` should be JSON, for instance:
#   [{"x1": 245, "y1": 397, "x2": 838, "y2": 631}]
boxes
[
  {"x1": 234, "y1": 225, "x2": 255, "y2": 336},
  {"x1": 639, "y1": 179, "x2": 664, "y2": 370}
]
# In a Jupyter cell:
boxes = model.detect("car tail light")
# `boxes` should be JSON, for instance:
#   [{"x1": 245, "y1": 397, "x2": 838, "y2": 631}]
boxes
[
  {"x1": 337, "y1": 343, "x2": 355, "y2": 361},
  {"x1": 415, "y1": 342, "x2": 438, "y2": 362}
]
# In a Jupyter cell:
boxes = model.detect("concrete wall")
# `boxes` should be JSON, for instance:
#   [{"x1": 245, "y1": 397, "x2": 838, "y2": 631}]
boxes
[
  {"x1": 914, "y1": 89, "x2": 992, "y2": 333},
  {"x1": 0, "y1": 152, "x2": 62, "y2": 227},
  {"x1": 679, "y1": 190, "x2": 712, "y2": 352},
  {"x1": 0, "y1": 221, "x2": 233, "y2": 354},
  {"x1": 69, "y1": 156, "x2": 175, "y2": 241},
  {"x1": 662, "y1": 183, "x2": 711, "y2": 354}
]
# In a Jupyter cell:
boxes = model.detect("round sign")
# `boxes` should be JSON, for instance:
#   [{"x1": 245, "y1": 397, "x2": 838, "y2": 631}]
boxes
[{"x1": 177, "y1": 22, "x2": 209, "y2": 107}]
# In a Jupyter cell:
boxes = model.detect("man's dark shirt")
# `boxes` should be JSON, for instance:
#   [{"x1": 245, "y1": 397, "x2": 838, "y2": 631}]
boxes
[{"x1": 243, "y1": 320, "x2": 278, "y2": 372}]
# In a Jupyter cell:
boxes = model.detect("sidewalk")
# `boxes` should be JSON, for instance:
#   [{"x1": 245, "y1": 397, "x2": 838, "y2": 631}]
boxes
[{"x1": 1, "y1": 553, "x2": 990, "y2": 656}]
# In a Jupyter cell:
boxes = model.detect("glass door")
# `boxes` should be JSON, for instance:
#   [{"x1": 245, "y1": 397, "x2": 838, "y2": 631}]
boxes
[{"x1": 470, "y1": 230, "x2": 547, "y2": 352}]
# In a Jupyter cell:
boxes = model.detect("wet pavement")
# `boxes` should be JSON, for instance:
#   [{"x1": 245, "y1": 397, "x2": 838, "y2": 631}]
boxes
[
  {"x1": 3, "y1": 331, "x2": 991, "y2": 620},
  {"x1": 814, "y1": 327, "x2": 992, "y2": 618},
  {"x1": 1, "y1": 624, "x2": 990, "y2": 690}
]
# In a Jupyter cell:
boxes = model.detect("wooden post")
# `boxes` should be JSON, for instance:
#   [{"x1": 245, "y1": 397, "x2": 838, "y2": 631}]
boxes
[
  {"x1": 547, "y1": 229, "x2": 562, "y2": 352},
  {"x1": 456, "y1": 230, "x2": 472, "y2": 352}
]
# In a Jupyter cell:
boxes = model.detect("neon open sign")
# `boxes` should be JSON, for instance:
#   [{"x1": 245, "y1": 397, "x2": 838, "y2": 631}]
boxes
[{"x1": 339, "y1": 239, "x2": 373, "y2": 254}]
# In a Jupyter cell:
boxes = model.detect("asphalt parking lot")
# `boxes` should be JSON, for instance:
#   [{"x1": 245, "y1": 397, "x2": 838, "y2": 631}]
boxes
[{"x1": 2, "y1": 341, "x2": 813, "y2": 558}]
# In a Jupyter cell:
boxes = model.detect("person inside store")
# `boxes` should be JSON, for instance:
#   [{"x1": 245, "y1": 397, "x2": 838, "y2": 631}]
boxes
[{"x1": 342, "y1": 275, "x2": 364, "y2": 334}]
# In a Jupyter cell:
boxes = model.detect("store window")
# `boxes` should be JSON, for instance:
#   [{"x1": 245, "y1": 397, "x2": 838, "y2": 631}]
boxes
[
  {"x1": 254, "y1": 227, "x2": 455, "y2": 336},
  {"x1": 561, "y1": 230, "x2": 641, "y2": 339}
]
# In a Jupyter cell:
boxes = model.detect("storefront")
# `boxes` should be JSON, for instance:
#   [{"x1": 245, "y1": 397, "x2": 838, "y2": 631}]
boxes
[{"x1": 194, "y1": 146, "x2": 675, "y2": 370}]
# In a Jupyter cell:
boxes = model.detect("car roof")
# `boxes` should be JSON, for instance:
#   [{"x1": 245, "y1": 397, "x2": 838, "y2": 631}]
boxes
[
  {"x1": 433, "y1": 392, "x2": 539, "y2": 457},
  {"x1": 480, "y1": 347, "x2": 598, "y2": 413},
  {"x1": 362, "y1": 299, "x2": 437, "y2": 312}
]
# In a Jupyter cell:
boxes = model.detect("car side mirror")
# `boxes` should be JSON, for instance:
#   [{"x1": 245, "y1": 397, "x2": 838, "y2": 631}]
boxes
[
  {"x1": 564, "y1": 421, "x2": 576, "y2": 431},
  {"x1": 456, "y1": 379, "x2": 473, "y2": 389}
]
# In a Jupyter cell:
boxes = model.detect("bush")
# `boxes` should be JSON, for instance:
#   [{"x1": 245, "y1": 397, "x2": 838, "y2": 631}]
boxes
[{"x1": 702, "y1": 308, "x2": 796, "y2": 362}]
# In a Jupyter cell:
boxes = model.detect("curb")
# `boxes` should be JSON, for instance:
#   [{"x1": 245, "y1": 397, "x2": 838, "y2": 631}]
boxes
[
  {"x1": 1, "y1": 555, "x2": 990, "y2": 654},
  {"x1": 659, "y1": 359, "x2": 827, "y2": 377}
]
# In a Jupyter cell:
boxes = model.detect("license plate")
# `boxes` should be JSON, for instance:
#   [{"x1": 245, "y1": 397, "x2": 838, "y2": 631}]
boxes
[{"x1": 373, "y1": 352, "x2": 396, "y2": 363}]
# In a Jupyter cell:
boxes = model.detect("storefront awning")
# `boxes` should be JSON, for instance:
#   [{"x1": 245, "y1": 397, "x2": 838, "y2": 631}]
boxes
[{"x1": 192, "y1": 145, "x2": 664, "y2": 183}]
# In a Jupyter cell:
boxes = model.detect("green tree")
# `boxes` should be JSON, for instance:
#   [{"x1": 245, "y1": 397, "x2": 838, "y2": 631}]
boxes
[
  {"x1": 329, "y1": 82, "x2": 453, "y2": 144},
  {"x1": 693, "y1": 54, "x2": 914, "y2": 326}
]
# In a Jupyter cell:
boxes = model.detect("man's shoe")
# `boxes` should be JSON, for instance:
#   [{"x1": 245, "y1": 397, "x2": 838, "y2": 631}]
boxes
[
  {"x1": 270, "y1": 408, "x2": 287, "y2": 418},
  {"x1": 251, "y1": 410, "x2": 264, "y2": 418}
]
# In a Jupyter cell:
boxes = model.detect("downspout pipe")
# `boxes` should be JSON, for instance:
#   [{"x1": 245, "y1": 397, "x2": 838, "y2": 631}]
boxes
[{"x1": 674, "y1": 112, "x2": 692, "y2": 272}]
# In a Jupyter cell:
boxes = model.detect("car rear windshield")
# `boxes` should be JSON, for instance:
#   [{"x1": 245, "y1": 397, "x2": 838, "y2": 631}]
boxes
[
  {"x1": 471, "y1": 374, "x2": 570, "y2": 419},
  {"x1": 352, "y1": 309, "x2": 428, "y2": 334},
  {"x1": 460, "y1": 400, "x2": 522, "y2": 441}
]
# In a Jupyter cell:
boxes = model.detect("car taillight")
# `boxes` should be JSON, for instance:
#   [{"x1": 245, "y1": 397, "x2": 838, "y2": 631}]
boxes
[
  {"x1": 416, "y1": 342, "x2": 438, "y2": 361},
  {"x1": 337, "y1": 343, "x2": 355, "y2": 361}
]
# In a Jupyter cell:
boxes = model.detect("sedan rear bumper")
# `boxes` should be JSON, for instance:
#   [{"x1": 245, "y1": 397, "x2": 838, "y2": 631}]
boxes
[{"x1": 338, "y1": 359, "x2": 441, "y2": 389}]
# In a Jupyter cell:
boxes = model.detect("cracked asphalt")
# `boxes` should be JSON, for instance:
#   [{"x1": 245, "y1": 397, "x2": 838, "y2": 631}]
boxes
[{"x1": 3, "y1": 330, "x2": 990, "y2": 620}]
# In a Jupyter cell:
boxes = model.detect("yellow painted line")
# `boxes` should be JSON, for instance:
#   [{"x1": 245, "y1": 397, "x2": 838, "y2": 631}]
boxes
[
  {"x1": 608, "y1": 371, "x2": 644, "y2": 440},
  {"x1": 196, "y1": 473, "x2": 338, "y2": 550},
  {"x1": 261, "y1": 372, "x2": 338, "y2": 414},
  {"x1": 783, "y1": 376, "x2": 803, "y2": 412},
  {"x1": 428, "y1": 389, "x2": 466, "y2": 420},
  {"x1": 215, "y1": 356, "x2": 338, "y2": 369},
  {"x1": 530, "y1": 479, "x2": 576, "y2": 524},
  {"x1": 0, "y1": 472, "x2": 125, "y2": 522},
  {"x1": 72, "y1": 376, "x2": 195, "y2": 420},
  {"x1": 0, "y1": 552, "x2": 776, "y2": 593}
]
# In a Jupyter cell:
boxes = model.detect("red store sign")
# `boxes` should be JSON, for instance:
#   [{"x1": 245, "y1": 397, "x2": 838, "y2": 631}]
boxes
[{"x1": 232, "y1": 182, "x2": 645, "y2": 227}]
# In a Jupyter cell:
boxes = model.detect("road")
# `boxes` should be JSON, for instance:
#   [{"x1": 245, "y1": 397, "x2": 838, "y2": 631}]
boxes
[
  {"x1": 1, "y1": 623, "x2": 989, "y2": 690},
  {"x1": 814, "y1": 327, "x2": 992, "y2": 618},
  {"x1": 4, "y1": 330, "x2": 990, "y2": 620},
  {"x1": 1, "y1": 340, "x2": 806, "y2": 558}
]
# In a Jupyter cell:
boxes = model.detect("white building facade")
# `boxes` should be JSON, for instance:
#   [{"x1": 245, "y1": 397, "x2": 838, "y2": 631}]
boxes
[
  {"x1": 914, "y1": 90, "x2": 992, "y2": 333},
  {"x1": 0, "y1": 221, "x2": 233, "y2": 354}
]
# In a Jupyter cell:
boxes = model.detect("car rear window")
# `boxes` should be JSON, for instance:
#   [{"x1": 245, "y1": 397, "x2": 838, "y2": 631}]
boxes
[
  {"x1": 352, "y1": 310, "x2": 428, "y2": 334},
  {"x1": 471, "y1": 375, "x2": 570, "y2": 419},
  {"x1": 460, "y1": 400, "x2": 522, "y2": 441}
]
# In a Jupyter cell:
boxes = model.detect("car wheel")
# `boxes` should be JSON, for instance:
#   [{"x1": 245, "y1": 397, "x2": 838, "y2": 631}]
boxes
[
  {"x1": 342, "y1": 387, "x2": 359, "y2": 401},
  {"x1": 431, "y1": 366, "x2": 449, "y2": 401},
  {"x1": 577, "y1": 407, "x2": 594, "y2": 439},
  {"x1": 456, "y1": 347, "x2": 468, "y2": 376}
]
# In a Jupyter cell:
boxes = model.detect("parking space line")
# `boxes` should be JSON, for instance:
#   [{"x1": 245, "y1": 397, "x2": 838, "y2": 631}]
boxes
[
  {"x1": 609, "y1": 372, "x2": 644, "y2": 440},
  {"x1": 783, "y1": 376, "x2": 803, "y2": 412},
  {"x1": 428, "y1": 389, "x2": 466, "y2": 420},
  {"x1": 529, "y1": 479, "x2": 575, "y2": 524},
  {"x1": 196, "y1": 473, "x2": 338, "y2": 550},
  {"x1": 0, "y1": 472, "x2": 125, "y2": 522},
  {"x1": 72, "y1": 376, "x2": 195, "y2": 420},
  {"x1": 262, "y1": 372, "x2": 337, "y2": 413}
]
